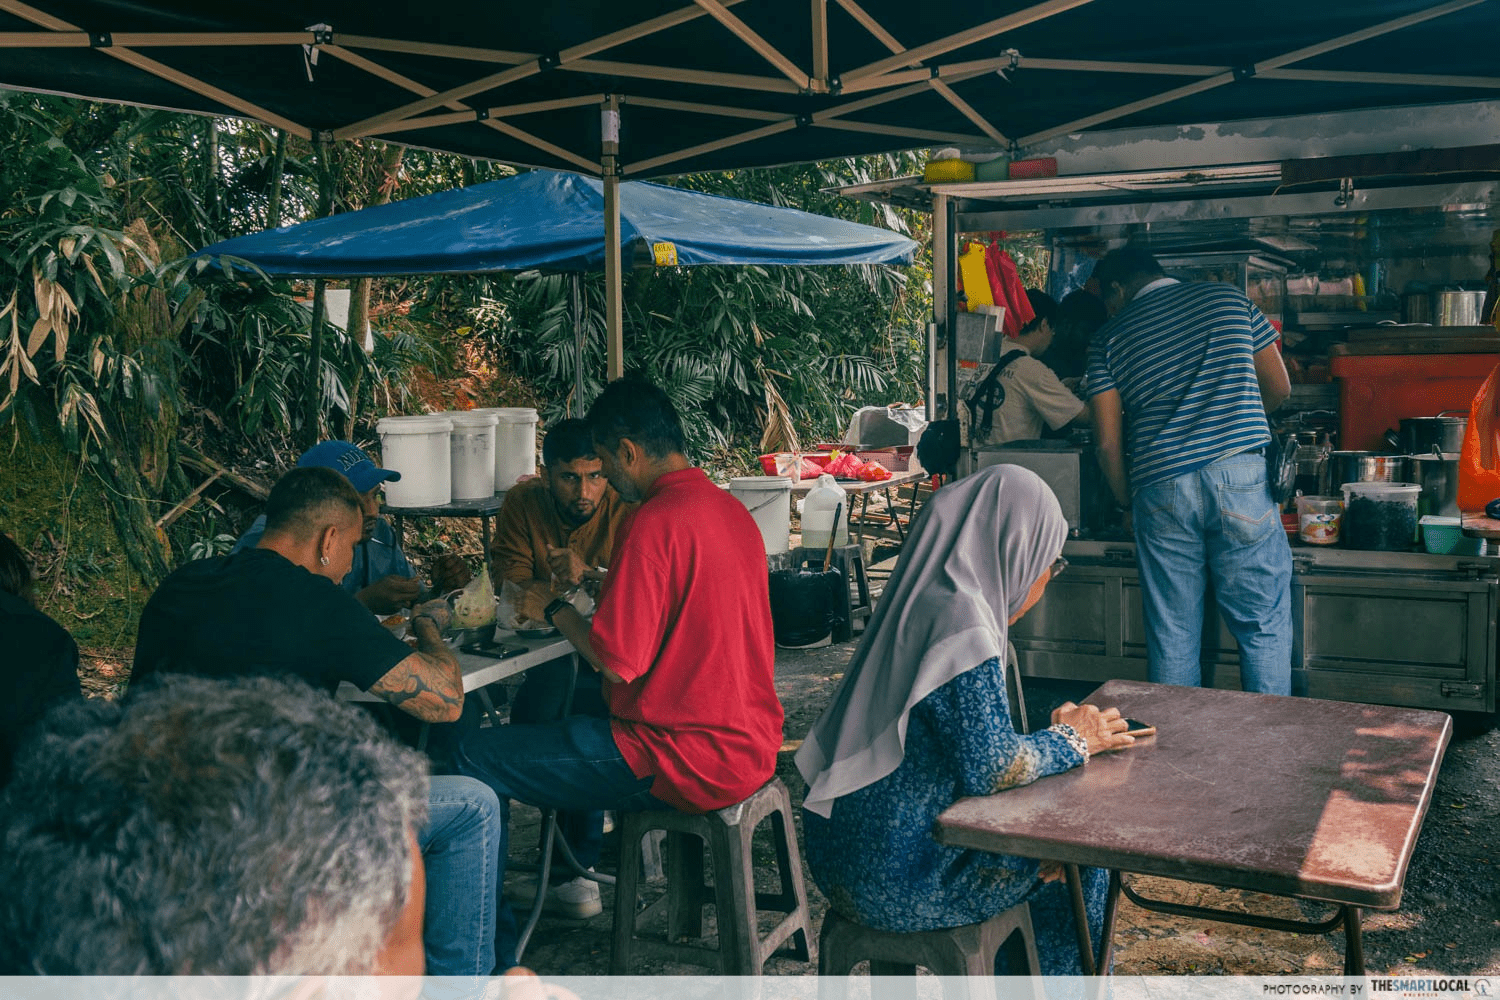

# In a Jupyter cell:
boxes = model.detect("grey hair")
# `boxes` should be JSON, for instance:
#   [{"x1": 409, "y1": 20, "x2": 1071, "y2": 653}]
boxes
[{"x1": 0, "y1": 673, "x2": 429, "y2": 976}]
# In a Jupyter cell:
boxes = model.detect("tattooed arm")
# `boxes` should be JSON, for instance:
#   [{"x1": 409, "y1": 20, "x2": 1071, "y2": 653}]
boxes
[{"x1": 369, "y1": 615, "x2": 464, "y2": 722}]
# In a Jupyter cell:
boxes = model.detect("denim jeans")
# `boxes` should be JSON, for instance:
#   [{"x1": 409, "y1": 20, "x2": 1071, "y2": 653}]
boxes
[
  {"x1": 419, "y1": 775, "x2": 501, "y2": 976},
  {"x1": 454, "y1": 715, "x2": 670, "y2": 970},
  {"x1": 1132, "y1": 451, "x2": 1293, "y2": 694},
  {"x1": 509, "y1": 657, "x2": 610, "y2": 869}
]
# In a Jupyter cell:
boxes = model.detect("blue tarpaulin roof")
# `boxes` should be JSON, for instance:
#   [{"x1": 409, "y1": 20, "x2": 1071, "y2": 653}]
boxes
[{"x1": 197, "y1": 171, "x2": 917, "y2": 277}]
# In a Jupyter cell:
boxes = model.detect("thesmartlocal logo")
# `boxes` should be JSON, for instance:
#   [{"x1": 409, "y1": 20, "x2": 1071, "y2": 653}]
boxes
[{"x1": 1367, "y1": 978, "x2": 1489, "y2": 998}]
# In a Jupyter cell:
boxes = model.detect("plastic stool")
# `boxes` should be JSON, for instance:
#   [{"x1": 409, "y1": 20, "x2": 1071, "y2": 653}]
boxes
[
  {"x1": 794, "y1": 544, "x2": 872, "y2": 642},
  {"x1": 818, "y1": 905, "x2": 1042, "y2": 1000},
  {"x1": 611, "y1": 778, "x2": 815, "y2": 974}
]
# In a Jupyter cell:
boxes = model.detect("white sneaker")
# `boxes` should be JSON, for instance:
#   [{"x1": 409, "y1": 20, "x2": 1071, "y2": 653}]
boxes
[{"x1": 504, "y1": 871, "x2": 603, "y2": 919}]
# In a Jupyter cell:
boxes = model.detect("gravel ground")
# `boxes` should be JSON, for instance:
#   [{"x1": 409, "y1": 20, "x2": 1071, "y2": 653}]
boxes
[{"x1": 510, "y1": 638, "x2": 1500, "y2": 978}]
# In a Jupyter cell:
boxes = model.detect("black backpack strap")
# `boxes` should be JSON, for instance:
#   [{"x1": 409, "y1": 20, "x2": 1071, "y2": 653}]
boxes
[{"x1": 966, "y1": 349, "x2": 1027, "y2": 438}]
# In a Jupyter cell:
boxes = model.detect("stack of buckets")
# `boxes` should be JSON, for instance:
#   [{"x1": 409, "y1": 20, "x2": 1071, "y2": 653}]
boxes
[{"x1": 376, "y1": 407, "x2": 538, "y2": 507}]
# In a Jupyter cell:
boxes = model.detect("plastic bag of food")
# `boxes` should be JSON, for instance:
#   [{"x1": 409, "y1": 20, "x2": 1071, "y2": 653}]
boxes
[
  {"x1": 452, "y1": 565, "x2": 497, "y2": 628},
  {"x1": 1458, "y1": 362, "x2": 1500, "y2": 512},
  {"x1": 855, "y1": 460, "x2": 891, "y2": 482}
]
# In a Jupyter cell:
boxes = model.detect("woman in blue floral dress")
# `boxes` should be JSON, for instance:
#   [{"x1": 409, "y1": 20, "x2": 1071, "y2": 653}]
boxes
[{"x1": 796, "y1": 465, "x2": 1134, "y2": 975}]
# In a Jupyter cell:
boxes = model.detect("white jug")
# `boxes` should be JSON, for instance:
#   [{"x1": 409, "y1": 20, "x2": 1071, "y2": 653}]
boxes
[{"x1": 800, "y1": 474, "x2": 849, "y2": 551}]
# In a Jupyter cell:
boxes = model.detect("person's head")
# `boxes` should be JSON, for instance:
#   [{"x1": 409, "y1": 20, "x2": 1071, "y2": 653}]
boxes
[
  {"x1": 585, "y1": 377, "x2": 688, "y2": 502},
  {"x1": 1014, "y1": 288, "x2": 1059, "y2": 353},
  {"x1": 259, "y1": 466, "x2": 365, "y2": 582},
  {"x1": 1042, "y1": 290, "x2": 1109, "y2": 379},
  {"x1": 541, "y1": 418, "x2": 609, "y2": 527},
  {"x1": 297, "y1": 440, "x2": 401, "y2": 542},
  {"x1": 0, "y1": 673, "x2": 429, "y2": 975},
  {"x1": 0, "y1": 532, "x2": 33, "y2": 605},
  {"x1": 1090, "y1": 244, "x2": 1165, "y2": 316}
]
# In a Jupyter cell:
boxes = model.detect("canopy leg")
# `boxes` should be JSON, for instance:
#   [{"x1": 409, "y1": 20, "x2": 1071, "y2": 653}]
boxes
[{"x1": 571, "y1": 273, "x2": 586, "y2": 417}]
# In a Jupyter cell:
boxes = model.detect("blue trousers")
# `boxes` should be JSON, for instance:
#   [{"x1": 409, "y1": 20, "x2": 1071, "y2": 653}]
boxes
[
  {"x1": 419, "y1": 775, "x2": 501, "y2": 976},
  {"x1": 455, "y1": 715, "x2": 669, "y2": 970},
  {"x1": 1132, "y1": 451, "x2": 1293, "y2": 694}
]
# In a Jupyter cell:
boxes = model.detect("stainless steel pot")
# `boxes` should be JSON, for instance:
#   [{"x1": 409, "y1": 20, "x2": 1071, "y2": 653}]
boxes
[
  {"x1": 1330, "y1": 451, "x2": 1409, "y2": 486},
  {"x1": 1435, "y1": 289, "x2": 1487, "y2": 327},
  {"x1": 1387, "y1": 412, "x2": 1468, "y2": 456},
  {"x1": 1408, "y1": 453, "x2": 1460, "y2": 518}
]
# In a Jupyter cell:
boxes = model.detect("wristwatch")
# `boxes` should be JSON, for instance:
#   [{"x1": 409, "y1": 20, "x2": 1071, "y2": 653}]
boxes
[{"x1": 543, "y1": 596, "x2": 572, "y2": 625}]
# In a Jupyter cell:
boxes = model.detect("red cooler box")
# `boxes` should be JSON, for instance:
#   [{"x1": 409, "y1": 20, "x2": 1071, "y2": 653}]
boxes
[{"x1": 1332, "y1": 353, "x2": 1497, "y2": 451}]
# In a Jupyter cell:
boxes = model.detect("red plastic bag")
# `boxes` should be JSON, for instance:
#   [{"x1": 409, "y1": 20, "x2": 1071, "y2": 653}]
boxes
[
  {"x1": 1458, "y1": 362, "x2": 1500, "y2": 511},
  {"x1": 825, "y1": 452, "x2": 865, "y2": 478},
  {"x1": 856, "y1": 460, "x2": 891, "y2": 482},
  {"x1": 982, "y1": 240, "x2": 1034, "y2": 337}
]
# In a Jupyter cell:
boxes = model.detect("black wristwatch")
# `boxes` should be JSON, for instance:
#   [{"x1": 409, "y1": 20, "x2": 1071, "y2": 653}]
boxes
[{"x1": 543, "y1": 597, "x2": 571, "y2": 625}]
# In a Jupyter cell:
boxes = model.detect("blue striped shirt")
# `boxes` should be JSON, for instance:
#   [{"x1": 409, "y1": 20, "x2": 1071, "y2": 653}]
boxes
[{"x1": 1086, "y1": 280, "x2": 1277, "y2": 491}]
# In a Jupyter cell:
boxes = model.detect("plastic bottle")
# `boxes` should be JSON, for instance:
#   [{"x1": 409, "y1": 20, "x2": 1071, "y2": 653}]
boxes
[{"x1": 800, "y1": 474, "x2": 849, "y2": 550}]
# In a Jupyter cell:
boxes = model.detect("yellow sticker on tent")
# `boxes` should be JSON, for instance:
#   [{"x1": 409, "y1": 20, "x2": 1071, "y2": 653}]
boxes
[{"x1": 652, "y1": 242, "x2": 678, "y2": 266}]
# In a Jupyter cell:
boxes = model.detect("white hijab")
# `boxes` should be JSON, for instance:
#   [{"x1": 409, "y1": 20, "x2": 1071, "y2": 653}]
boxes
[{"x1": 796, "y1": 464, "x2": 1067, "y2": 818}]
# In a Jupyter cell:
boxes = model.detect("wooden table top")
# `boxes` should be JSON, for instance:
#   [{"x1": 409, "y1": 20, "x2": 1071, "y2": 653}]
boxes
[{"x1": 935, "y1": 680, "x2": 1451, "y2": 909}]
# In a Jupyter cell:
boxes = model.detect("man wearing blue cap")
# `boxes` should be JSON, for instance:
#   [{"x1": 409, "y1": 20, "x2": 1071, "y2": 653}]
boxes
[{"x1": 235, "y1": 440, "x2": 469, "y2": 613}]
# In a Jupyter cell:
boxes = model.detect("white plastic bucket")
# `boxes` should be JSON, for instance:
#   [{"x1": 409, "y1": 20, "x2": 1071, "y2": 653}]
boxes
[
  {"x1": 377, "y1": 415, "x2": 454, "y2": 508},
  {"x1": 475, "y1": 407, "x2": 538, "y2": 491},
  {"x1": 729, "y1": 476, "x2": 791, "y2": 555},
  {"x1": 447, "y1": 411, "x2": 498, "y2": 500}
]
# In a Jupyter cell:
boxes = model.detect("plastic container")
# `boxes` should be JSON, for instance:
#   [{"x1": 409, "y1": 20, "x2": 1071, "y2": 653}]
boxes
[
  {"x1": 475, "y1": 407, "x2": 538, "y2": 492},
  {"x1": 1340, "y1": 482, "x2": 1420, "y2": 551},
  {"x1": 377, "y1": 414, "x2": 454, "y2": 508},
  {"x1": 1419, "y1": 515, "x2": 1483, "y2": 555},
  {"x1": 728, "y1": 476, "x2": 791, "y2": 555},
  {"x1": 447, "y1": 411, "x2": 498, "y2": 500},
  {"x1": 1295, "y1": 495, "x2": 1343, "y2": 546},
  {"x1": 800, "y1": 474, "x2": 849, "y2": 551},
  {"x1": 923, "y1": 158, "x2": 976, "y2": 183}
]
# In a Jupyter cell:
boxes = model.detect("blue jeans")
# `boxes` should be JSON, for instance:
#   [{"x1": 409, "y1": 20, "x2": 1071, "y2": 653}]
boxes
[
  {"x1": 419, "y1": 775, "x2": 501, "y2": 976},
  {"x1": 509, "y1": 658, "x2": 610, "y2": 869},
  {"x1": 1132, "y1": 451, "x2": 1293, "y2": 695},
  {"x1": 454, "y1": 715, "x2": 670, "y2": 970}
]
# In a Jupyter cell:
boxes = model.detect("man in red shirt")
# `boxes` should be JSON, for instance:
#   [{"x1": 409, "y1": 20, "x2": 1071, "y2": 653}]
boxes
[{"x1": 455, "y1": 377, "x2": 784, "y2": 970}]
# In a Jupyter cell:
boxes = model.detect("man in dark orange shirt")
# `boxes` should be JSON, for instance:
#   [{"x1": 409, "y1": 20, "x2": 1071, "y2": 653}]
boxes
[
  {"x1": 457, "y1": 379, "x2": 783, "y2": 970},
  {"x1": 488, "y1": 418, "x2": 632, "y2": 918}
]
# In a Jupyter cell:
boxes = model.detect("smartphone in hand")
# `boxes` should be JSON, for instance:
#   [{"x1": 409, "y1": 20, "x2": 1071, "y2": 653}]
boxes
[{"x1": 1123, "y1": 718, "x2": 1156, "y2": 739}]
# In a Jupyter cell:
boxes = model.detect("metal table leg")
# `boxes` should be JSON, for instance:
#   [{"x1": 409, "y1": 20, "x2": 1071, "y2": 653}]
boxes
[
  {"x1": 1343, "y1": 906, "x2": 1364, "y2": 976},
  {"x1": 1065, "y1": 863, "x2": 1097, "y2": 976}
]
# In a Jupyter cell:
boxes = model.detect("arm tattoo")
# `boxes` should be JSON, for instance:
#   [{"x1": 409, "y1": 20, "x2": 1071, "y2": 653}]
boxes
[{"x1": 370, "y1": 651, "x2": 464, "y2": 723}]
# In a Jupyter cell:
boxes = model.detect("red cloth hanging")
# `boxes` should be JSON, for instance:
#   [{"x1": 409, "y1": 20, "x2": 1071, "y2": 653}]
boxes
[{"x1": 982, "y1": 240, "x2": 1034, "y2": 337}]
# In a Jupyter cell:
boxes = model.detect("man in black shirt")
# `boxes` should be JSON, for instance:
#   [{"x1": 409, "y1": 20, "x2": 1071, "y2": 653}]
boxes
[
  {"x1": 132, "y1": 466, "x2": 503, "y2": 975},
  {"x1": 0, "y1": 531, "x2": 81, "y2": 787}
]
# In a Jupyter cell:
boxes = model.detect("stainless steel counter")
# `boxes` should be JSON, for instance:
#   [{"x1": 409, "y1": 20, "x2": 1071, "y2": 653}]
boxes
[{"x1": 1011, "y1": 540, "x2": 1499, "y2": 713}]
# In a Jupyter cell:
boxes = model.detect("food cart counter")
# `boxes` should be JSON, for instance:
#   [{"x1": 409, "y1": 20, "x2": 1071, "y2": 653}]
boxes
[{"x1": 1011, "y1": 539, "x2": 1499, "y2": 717}]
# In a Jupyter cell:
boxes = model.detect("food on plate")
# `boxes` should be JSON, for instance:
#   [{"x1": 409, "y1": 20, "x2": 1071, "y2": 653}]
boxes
[{"x1": 380, "y1": 613, "x2": 408, "y2": 630}]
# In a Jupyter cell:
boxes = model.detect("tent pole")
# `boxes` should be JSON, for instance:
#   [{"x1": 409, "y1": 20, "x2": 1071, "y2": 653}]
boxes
[
  {"x1": 571, "y1": 272, "x2": 586, "y2": 417},
  {"x1": 304, "y1": 132, "x2": 335, "y2": 449},
  {"x1": 943, "y1": 197, "x2": 959, "y2": 421},
  {"x1": 602, "y1": 95, "x2": 624, "y2": 381}
]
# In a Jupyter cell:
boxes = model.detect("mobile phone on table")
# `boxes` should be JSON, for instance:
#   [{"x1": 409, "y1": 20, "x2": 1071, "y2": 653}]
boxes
[{"x1": 1122, "y1": 718, "x2": 1156, "y2": 738}]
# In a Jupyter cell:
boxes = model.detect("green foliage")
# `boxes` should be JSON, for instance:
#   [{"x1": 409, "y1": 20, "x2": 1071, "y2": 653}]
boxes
[{"x1": 470, "y1": 157, "x2": 932, "y2": 457}]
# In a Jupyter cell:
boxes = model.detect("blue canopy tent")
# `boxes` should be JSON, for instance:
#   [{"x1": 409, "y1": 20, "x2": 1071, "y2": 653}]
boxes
[
  {"x1": 198, "y1": 169, "x2": 918, "y2": 275},
  {"x1": 198, "y1": 169, "x2": 917, "y2": 412}
]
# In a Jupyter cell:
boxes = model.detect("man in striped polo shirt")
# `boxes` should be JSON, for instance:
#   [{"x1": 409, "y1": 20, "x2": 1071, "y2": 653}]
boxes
[{"x1": 1086, "y1": 245, "x2": 1293, "y2": 694}]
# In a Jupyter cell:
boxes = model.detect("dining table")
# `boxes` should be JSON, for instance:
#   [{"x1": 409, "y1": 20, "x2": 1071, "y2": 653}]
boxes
[
  {"x1": 935, "y1": 679, "x2": 1452, "y2": 976},
  {"x1": 790, "y1": 468, "x2": 927, "y2": 544}
]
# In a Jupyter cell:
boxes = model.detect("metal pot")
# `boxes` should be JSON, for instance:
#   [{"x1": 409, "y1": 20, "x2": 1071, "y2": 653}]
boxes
[
  {"x1": 1384, "y1": 412, "x2": 1468, "y2": 455},
  {"x1": 1330, "y1": 451, "x2": 1409, "y2": 486},
  {"x1": 1434, "y1": 289, "x2": 1487, "y2": 327},
  {"x1": 1408, "y1": 452, "x2": 1460, "y2": 518}
]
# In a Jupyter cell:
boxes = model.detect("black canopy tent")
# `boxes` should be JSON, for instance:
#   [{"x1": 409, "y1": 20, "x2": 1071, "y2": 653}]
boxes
[{"x1": 4, "y1": 0, "x2": 1498, "y2": 378}]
